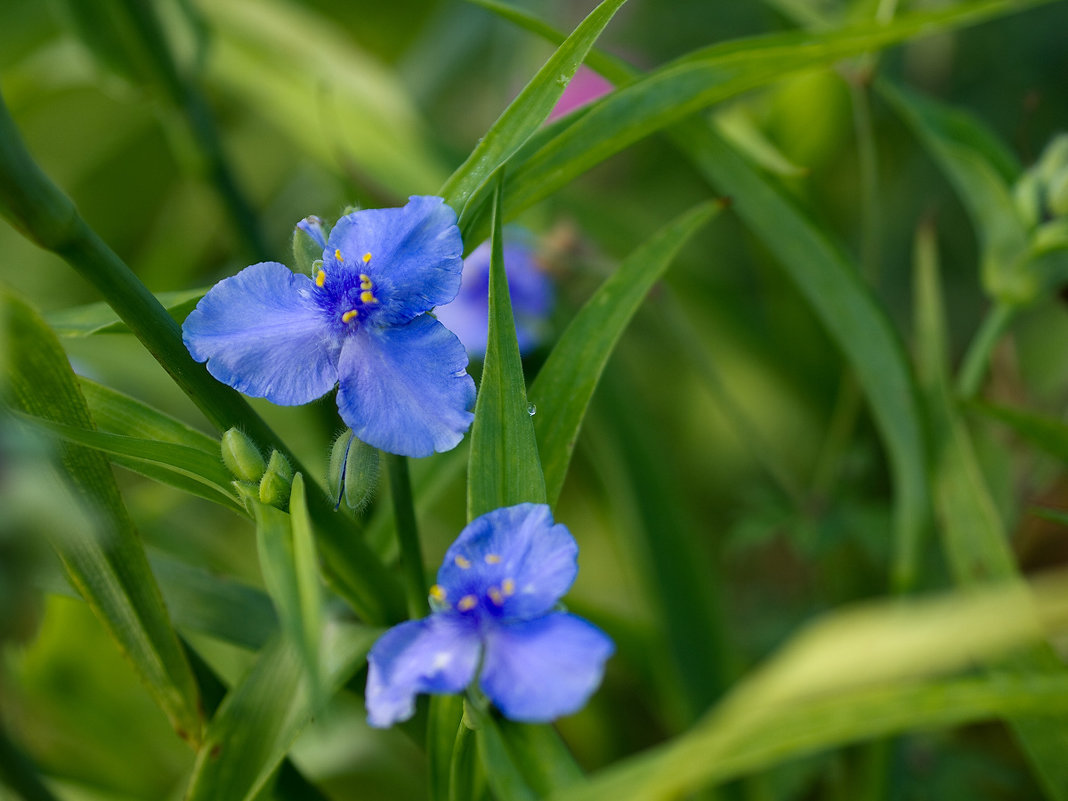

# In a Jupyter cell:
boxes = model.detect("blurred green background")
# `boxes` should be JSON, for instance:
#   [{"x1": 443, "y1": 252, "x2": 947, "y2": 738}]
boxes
[{"x1": 2, "y1": 0, "x2": 1068, "y2": 798}]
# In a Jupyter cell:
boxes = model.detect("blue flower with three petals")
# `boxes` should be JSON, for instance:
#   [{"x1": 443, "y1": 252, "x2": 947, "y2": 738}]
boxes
[
  {"x1": 182, "y1": 196, "x2": 476, "y2": 457},
  {"x1": 366, "y1": 503, "x2": 614, "y2": 727}
]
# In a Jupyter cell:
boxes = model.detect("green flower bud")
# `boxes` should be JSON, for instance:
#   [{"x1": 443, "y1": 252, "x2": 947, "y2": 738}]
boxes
[
  {"x1": 259, "y1": 450, "x2": 294, "y2": 509},
  {"x1": 221, "y1": 428, "x2": 266, "y2": 482},
  {"x1": 328, "y1": 430, "x2": 379, "y2": 512}
]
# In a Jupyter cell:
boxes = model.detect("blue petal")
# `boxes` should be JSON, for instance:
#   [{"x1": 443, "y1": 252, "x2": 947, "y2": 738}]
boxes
[
  {"x1": 437, "y1": 504, "x2": 578, "y2": 619},
  {"x1": 336, "y1": 314, "x2": 475, "y2": 457},
  {"x1": 296, "y1": 216, "x2": 328, "y2": 249},
  {"x1": 366, "y1": 615, "x2": 481, "y2": 728},
  {"x1": 480, "y1": 613, "x2": 614, "y2": 722},
  {"x1": 182, "y1": 262, "x2": 341, "y2": 404},
  {"x1": 327, "y1": 196, "x2": 463, "y2": 324}
]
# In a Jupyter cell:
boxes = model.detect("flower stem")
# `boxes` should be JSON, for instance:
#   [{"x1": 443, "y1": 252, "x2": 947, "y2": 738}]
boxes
[
  {"x1": 957, "y1": 302, "x2": 1016, "y2": 399},
  {"x1": 387, "y1": 453, "x2": 429, "y2": 617},
  {"x1": 0, "y1": 90, "x2": 404, "y2": 626}
]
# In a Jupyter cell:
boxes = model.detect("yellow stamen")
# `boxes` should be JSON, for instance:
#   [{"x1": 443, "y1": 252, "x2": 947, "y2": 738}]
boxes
[
  {"x1": 360, "y1": 291, "x2": 378, "y2": 304},
  {"x1": 454, "y1": 555, "x2": 471, "y2": 569},
  {"x1": 359, "y1": 274, "x2": 374, "y2": 290},
  {"x1": 315, "y1": 269, "x2": 326, "y2": 287},
  {"x1": 429, "y1": 584, "x2": 447, "y2": 603},
  {"x1": 457, "y1": 595, "x2": 477, "y2": 611},
  {"x1": 334, "y1": 248, "x2": 343, "y2": 262},
  {"x1": 363, "y1": 252, "x2": 372, "y2": 263},
  {"x1": 341, "y1": 309, "x2": 359, "y2": 323},
  {"x1": 485, "y1": 554, "x2": 502, "y2": 564},
  {"x1": 488, "y1": 587, "x2": 504, "y2": 606},
  {"x1": 501, "y1": 578, "x2": 515, "y2": 596}
]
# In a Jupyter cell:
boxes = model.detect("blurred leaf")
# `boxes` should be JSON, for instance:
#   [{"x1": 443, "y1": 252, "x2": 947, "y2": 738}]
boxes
[
  {"x1": 545, "y1": 575, "x2": 1068, "y2": 801},
  {"x1": 712, "y1": 104, "x2": 809, "y2": 177},
  {"x1": 675, "y1": 123, "x2": 928, "y2": 593},
  {"x1": 184, "y1": 621, "x2": 377, "y2": 801},
  {"x1": 200, "y1": 0, "x2": 448, "y2": 194},
  {"x1": 2, "y1": 291, "x2": 203, "y2": 745},
  {"x1": 14, "y1": 412, "x2": 242, "y2": 512},
  {"x1": 428, "y1": 695, "x2": 466, "y2": 801},
  {"x1": 440, "y1": 0, "x2": 628, "y2": 218},
  {"x1": 881, "y1": 81, "x2": 1037, "y2": 304},
  {"x1": 468, "y1": 702, "x2": 537, "y2": 801},
  {"x1": 150, "y1": 553, "x2": 277, "y2": 651},
  {"x1": 496, "y1": 719, "x2": 584, "y2": 796},
  {"x1": 529, "y1": 201, "x2": 719, "y2": 505},
  {"x1": 251, "y1": 475, "x2": 324, "y2": 706},
  {"x1": 463, "y1": 0, "x2": 1053, "y2": 240},
  {"x1": 45, "y1": 289, "x2": 206, "y2": 337},
  {"x1": 914, "y1": 221, "x2": 1068, "y2": 800},
  {"x1": 972, "y1": 400, "x2": 1068, "y2": 465},
  {"x1": 467, "y1": 178, "x2": 546, "y2": 519}
]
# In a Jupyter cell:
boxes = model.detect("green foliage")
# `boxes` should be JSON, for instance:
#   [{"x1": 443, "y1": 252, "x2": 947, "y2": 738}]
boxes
[{"x1": 2, "y1": 0, "x2": 1068, "y2": 798}]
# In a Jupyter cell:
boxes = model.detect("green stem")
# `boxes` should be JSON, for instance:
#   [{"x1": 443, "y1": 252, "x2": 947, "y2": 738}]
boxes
[
  {"x1": 957, "y1": 302, "x2": 1016, "y2": 399},
  {"x1": 387, "y1": 453, "x2": 429, "y2": 617},
  {"x1": 0, "y1": 90, "x2": 404, "y2": 626},
  {"x1": 0, "y1": 725, "x2": 62, "y2": 801}
]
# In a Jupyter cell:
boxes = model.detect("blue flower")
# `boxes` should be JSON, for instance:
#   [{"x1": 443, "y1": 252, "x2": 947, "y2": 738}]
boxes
[
  {"x1": 366, "y1": 503, "x2": 614, "y2": 727},
  {"x1": 433, "y1": 232, "x2": 553, "y2": 356},
  {"x1": 182, "y1": 196, "x2": 476, "y2": 458}
]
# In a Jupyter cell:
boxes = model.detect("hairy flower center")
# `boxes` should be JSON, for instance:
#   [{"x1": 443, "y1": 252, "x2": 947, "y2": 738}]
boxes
[
  {"x1": 314, "y1": 248, "x2": 384, "y2": 331},
  {"x1": 428, "y1": 550, "x2": 518, "y2": 623}
]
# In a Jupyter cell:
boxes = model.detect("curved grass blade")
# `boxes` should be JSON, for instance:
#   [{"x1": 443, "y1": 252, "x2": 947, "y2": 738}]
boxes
[
  {"x1": 13, "y1": 413, "x2": 242, "y2": 512},
  {"x1": 440, "y1": 0, "x2": 628, "y2": 218},
  {"x1": 972, "y1": 401, "x2": 1068, "y2": 464},
  {"x1": 467, "y1": 177, "x2": 546, "y2": 519},
  {"x1": 528, "y1": 201, "x2": 719, "y2": 505},
  {"x1": 79, "y1": 377, "x2": 219, "y2": 454},
  {"x1": 462, "y1": 0, "x2": 1053, "y2": 242},
  {"x1": 45, "y1": 288, "x2": 207, "y2": 337},
  {"x1": 2, "y1": 291, "x2": 203, "y2": 745},
  {"x1": 184, "y1": 621, "x2": 377, "y2": 801},
  {"x1": 545, "y1": 575, "x2": 1068, "y2": 801}
]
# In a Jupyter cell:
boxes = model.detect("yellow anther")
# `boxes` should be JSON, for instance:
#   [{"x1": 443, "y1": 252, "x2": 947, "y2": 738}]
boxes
[
  {"x1": 334, "y1": 248, "x2": 343, "y2": 262},
  {"x1": 363, "y1": 252, "x2": 372, "y2": 263},
  {"x1": 457, "y1": 595, "x2": 477, "y2": 611},
  {"x1": 341, "y1": 309, "x2": 359, "y2": 323},
  {"x1": 429, "y1": 584, "x2": 447, "y2": 603},
  {"x1": 315, "y1": 269, "x2": 326, "y2": 287},
  {"x1": 360, "y1": 291, "x2": 378, "y2": 304},
  {"x1": 501, "y1": 578, "x2": 515, "y2": 596},
  {"x1": 488, "y1": 587, "x2": 504, "y2": 606},
  {"x1": 485, "y1": 554, "x2": 502, "y2": 564},
  {"x1": 454, "y1": 555, "x2": 471, "y2": 569},
  {"x1": 359, "y1": 274, "x2": 373, "y2": 290}
]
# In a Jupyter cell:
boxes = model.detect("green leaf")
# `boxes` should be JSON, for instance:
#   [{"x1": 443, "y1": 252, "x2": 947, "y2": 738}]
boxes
[
  {"x1": 252, "y1": 475, "x2": 324, "y2": 704},
  {"x1": 13, "y1": 412, "x2": 242, "y2": 512},
  {"x1": 914, "y1": 224, "x2": 1068, "y2": 800},
  {"x1": 440, "y1": 0, "x2": 628, "y2": 217},
  {"x1": 45, "y1": 288, "x2": 207, "y2": 337},
  {"x1": 79, "y1": 377, "x2": 219, "y2": 454},
  {"x1": 464, "y1": 0, "x2": 1053, "y2": 242},
  {"x1": 545, "y1": 576, "x2": 1068, "y2": 801},
  {"x1": 467, "y1": 178, "x2": 546, "y2": 519},
  {"x1": 2, "y1": 290, "x2": 203, "y2": 744},
  {"x1": 972, "y1": 400, "x2": 1068, "y2": 465},
  {"x1": 880, "y1": 80, "x2": 1035, "y2": 304},
  {"x1": 467, "y1": 702, "x2": 537, "y2": 801},
  {"x1": 427, "y1": 695, "x2": 466, "y2": 801},
  {"x1": 184, "y1": 621, "x2": 377, "y2": 801},
  {"x1": 150, "y1": 553, "x2": 278, "y2": 651},
  {"x1": 529, "y1": 201, "x2": 719, "y2": 505}
]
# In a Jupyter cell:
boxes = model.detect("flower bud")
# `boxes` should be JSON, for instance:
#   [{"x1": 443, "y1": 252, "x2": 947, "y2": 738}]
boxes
[
  {"x1": 328, "y1": 430, "x2": 379, "y2": 512},
  {"x1": 221, "y1": 428, "x2": 265, "y2": 482},
  {"x1": 293, "y1": 216, "x2": 327, "y2": 276},
  {"x1": 259, "y1": 450, "x2": 293, "y2": 509}
]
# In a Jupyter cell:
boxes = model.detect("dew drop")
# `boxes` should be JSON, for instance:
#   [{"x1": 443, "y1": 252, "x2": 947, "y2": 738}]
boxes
[{"x1": 527, "y1": 403, "x2": 537, "y2": 416}]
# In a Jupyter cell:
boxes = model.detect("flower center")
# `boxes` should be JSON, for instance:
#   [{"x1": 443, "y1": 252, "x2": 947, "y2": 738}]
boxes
[
  {"x1": 428, "y1": 550, "x2": 517, "y2": 621},
  {"x1": 314, "y1": 248, "x2": 384, "y2": 330}
]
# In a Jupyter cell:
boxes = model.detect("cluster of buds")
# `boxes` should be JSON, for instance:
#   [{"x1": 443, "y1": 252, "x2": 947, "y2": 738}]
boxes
[{"x1": 221, "y1": 428, "x2": 293, "y2": 512}]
